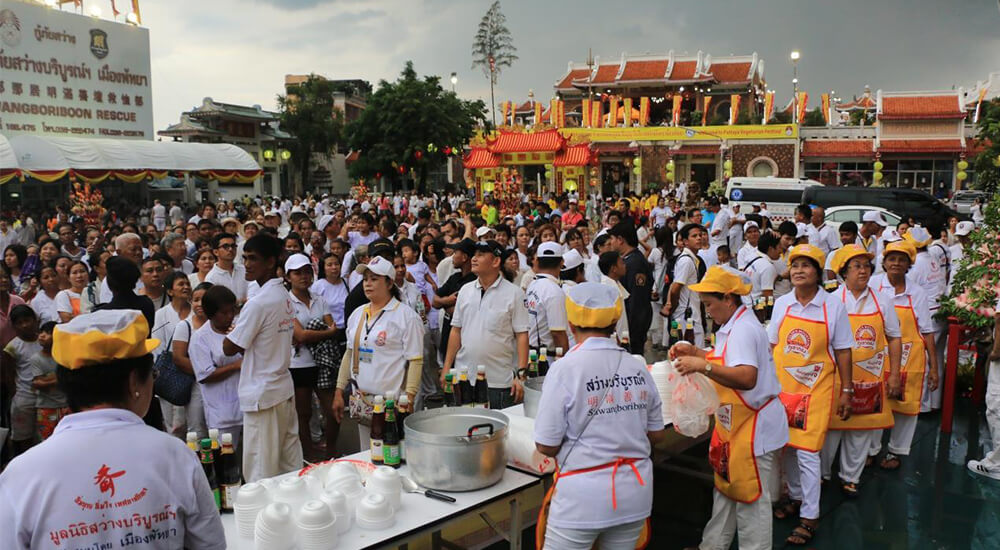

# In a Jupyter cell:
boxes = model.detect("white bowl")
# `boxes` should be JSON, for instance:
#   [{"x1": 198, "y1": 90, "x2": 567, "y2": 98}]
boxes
[
  {"x1": 368, "y1": 466, "x2": 402, "y2": 493},
  {"x1": 319, "y1": 488, "x2": 353, "y2": 533},
  {"x1": 328, "y1": 475, "x2": 365, "y2": 501},
  {"x1": 254, "y1": 503, "x2": 295, "y2": 549},
  {"x1": 366, "y1": 484, "x2": 401, "y2": 512},
  {"x1": 355, "y1": 493, "x2": 395, "y2": 530},
  {"x1": 297, "y1": 521, "x2": 339, "y2": 550},
  {"x1": 297, "y1": 500, "x2": 335, "y2": 529},
  {"x1": 235, "y1": 482, "x2": 271, "y2": 508},
  {"x1": 273, "y1": 477, "x2": 311, "y2": 514},
  {"x1": 324, "y1": 462, "x2": 362, "y2": 488}
]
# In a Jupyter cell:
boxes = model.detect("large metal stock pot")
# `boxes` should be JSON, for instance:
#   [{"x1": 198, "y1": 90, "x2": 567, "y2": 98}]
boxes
[
  {"x1": 403, "y1": 407, "x2": 508, "y2": 491},
  {"x1": 522, "y1": 376, "x2": 545, "y2": 418}
]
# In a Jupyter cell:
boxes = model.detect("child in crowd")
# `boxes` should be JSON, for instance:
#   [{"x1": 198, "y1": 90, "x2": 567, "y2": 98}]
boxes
[
  {"x1": 189, "y1": 285, "x2": 244, "y2": 452},
  {"x1": 398, "y1": 238, "x2": 437, "y2": 293},
  {"x1": 30, "y1": 321, "x2": 68, "y2": 441},
  {"x1": 2, "y1": 305, "x2": 42, "y2": 455},
  {"x1": 716, "y1": 244, "x2": 732, "y2": 267}
]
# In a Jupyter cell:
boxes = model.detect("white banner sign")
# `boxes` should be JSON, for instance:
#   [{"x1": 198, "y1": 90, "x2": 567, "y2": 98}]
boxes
[{"x1": 0, "y1": 1, "x2": 153, "y2": 140}]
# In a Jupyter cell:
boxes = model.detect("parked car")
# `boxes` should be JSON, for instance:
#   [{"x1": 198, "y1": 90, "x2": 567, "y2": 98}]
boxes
[
  {"x1": 950, "y1": 190, "x2": 988, "y2": 215},
  {"x1": 725, "y1": 177, "x2": 822, "y2": 222},
  {"x1": 801, "y1": 186, "x2": 966, "y2": 230},
  {"x1": 823, "y1": 205, "x2": 902, "y2": 233}
]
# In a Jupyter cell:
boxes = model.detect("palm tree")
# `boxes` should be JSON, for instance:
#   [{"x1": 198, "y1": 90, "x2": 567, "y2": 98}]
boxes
[{"x1": 471, "y1": 1, "x2": 518, "y2": 127}]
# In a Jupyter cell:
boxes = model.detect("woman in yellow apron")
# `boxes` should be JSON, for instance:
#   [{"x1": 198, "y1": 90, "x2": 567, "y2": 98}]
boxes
[
  {"x1": 534, "y1": 283, "x2": 665, "y2": 550},
  {"x1": 868, "y1": 240, "x2": 939, "y2": 471},
  {"x1": 821, "y1": 245, "x2": 902, "y2": 496},
  {"x1": 671, "y1": 266, "x2": 788, "y2": 550},
  {"x1": 768, "y1": 244, "x2": 854, "y2": 546}
]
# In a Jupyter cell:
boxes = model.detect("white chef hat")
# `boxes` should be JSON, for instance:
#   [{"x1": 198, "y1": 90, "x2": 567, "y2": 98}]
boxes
[{"x1": 565, "y1": 282, "x2": 623, "y2": 328}]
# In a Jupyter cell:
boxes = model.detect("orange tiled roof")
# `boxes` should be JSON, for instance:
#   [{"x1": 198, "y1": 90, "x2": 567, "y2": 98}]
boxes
[
  {"x1": 514, "y1": 100, "x2": 535, "y2": 113},
  {"x1": 880, "y1": 95, "x2": 964, "y2": 119},
  {"x1": 669, "y1": 61, "x2": 699, "y2": 80},
  {"x1": 802, "y1": 140, "x2": 874, "y2": 157},
  {"x1": 837, "y1": 96, "x2": 876, "y2": 110},
  {"x1": 463, "y1": 148, "x2": 500, "y2": 168},
  {"x1": 556, "y1": 68, "x2": 592, "y2": 90},
  {"x1": 589, "y1": 64, "x2": 621, "y2": 84},
  {"x1": 877, "y1": 139, "x2": 964, "y2": 153},
  {"x1": 708, "y1": 62, "x2": 753, "y2": 84},
  {"x1": 344, "y1": 151, "x2": 360, "y2": 165},
  {"x1": 554, "y1": 144, "x2": 592, "y2": 167},
  {"x1": 488, "y1": 129, "x2": 565, "y2": 153},
  {"x1": 619, "y1": 59, "x2": 669, "y2": 81}
]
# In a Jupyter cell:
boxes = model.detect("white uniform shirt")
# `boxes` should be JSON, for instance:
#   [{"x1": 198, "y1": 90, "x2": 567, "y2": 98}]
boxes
[
  {"x1": 311, "y1": 278, "x2": 350, "y2": 328},
  {"x1": 151, "y1": 303, "x2": 191, "y2": 357},
  {"x1": 599, "y1": 276, "x2": 631, "y2": 338},
  {"x1": 289, "y1": 291, "x2": 329, "y2": 368},
  {"x1": 811, "y1": 223, "x2": 840, "y2": 255},
  {"x1": 525, "y1": 274, "x2": 568, "y2": 349},
  {"x1": 767, "y1": 289, "x2": 855, "y2": 356},
  {"x1": 533, "y1": 337, "x2": 662, "y2": 529},
  {"x1": 452, "y1": 276, "x2": 530, "y2": 388},
  {"x1": 189, "y1": 324, "x2": 242, "y2": 429},
  {"x1": 712, "y1": 306, "x2": 789, "y2": 456},
  {"x1": 772, "y1": 252, "x2": 792, "y2": 297},
  {"x1": 152, "y1": 203, "x2": 166, "y2": 221},
  {"x1": 204, "y1": 264, "x2": 248, "y2": 304},
  {"x1": 671, "y1": 249, "x2": 703, "y2": 327},
  {"x1": 345, "y1": 298, "x2": 424, "y2": 395},
  {"x1": 169, "y1": 205, "x2": 184, "y2": 224},
  {"x1": 29, "y1": 292, "x2": 60, "y2": 325},
  {"x1": 650, "y1": 206, "x2": 669, "y2": 227},
  {"x1": 742, "y1": 252, "x2": 776, "y2": 306},
  {"x1": 910, "y1": 250, "x2": 948, "y2": 331},
  {"x1": 869, "y1": 273, "x2": 935, "y2": 334},
  {"x1": 0, "y1": 409, "x2": 224, "y2": 549},
  {"x1": 737, "y1": 241, "x2": 758, "y2": 270},
  {"x1": 226, "y1": 278, "x2": 295, "y2": 412},
  {"x1": 347, "y1": 231, "x2": 378, "y2": 250},
  {"x1": 836, "y1": 286, "x2": 902, "y2": 338},
  {"x1": 709, "y1": 208, "x2": 731, "y2": 248}
]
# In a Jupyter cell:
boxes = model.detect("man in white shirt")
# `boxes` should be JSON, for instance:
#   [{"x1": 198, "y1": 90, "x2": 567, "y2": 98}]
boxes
[
  {"x1": 727, "y1": 203, "x2": 745, "y2": 257},
  {"x1": 743, "y1": 232, "x2": 780, "y2": 307},
  {"x1": 665, "y1": 223, "x2": 707, "y2": 347},
  {"x1": 949, "y1": 221, "x2": 974, "y2": 288},
  {"x1": 442, "y1": 240, "x2": 528, "y2": 409},
  {"x1": 100, "y1": 233, "x2": 145, "y2": 303},
  {"x1": 906, "y1": 225, "x2": 948, "y2": 412},
  {"x1": 809, "y1": 206, "x2": 840, "y2": 254},
  {"x1": 650, "y1": 198, "x2": 670, "y2": 229},
  {"x1": 168, "y1": 201, "x2": 185, "y2": 226},
  {"x1": 737, "y1": 221, "x2": 761, "y2": 270},
  {"x1": 205, "y1": 233, "x2": 248, "y2": 306},
  {"x1": 223, "y1": 234, "x2": 301, "y2": 482},
  {"x1": 152, "y1": 199, "x2": 167, "y2": 232},
  {"x1": 162, "y1": 233, "x2": 194, "y2": 274},
  {"x1": 525, "y1": 242, "x2": 570, "y2": 352}
]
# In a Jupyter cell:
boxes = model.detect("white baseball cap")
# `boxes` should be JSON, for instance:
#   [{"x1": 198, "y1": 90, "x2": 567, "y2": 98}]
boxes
[
  {"x1": 284, "y1": 253, "x2": 312, "y2": 272},
  {"x1": 795, "y1": 222, "x2": 809, "y2": 239},
  {"x1": 743, "y1": 221, "x2": 760, "y2": 232},
  {"x1": 862, "y1": 211, "x2": 888, "y2": 227},
  {"x1": 537, "y1": 242, "x2": 565, "y2": 257},
  {"x1": 562, "y1": 249, "x2": 584, "y2": 270},
  {"x1": 955, "y1": 221, "x2": 975, "y2": 237},
  {"x1": 316, "y1": 214, "x2": 334, "y2": 232},
  {"x1": 475, "y1": 226, "x2": 496, "y2": 238},
  {"x1": 355, "y1": 255, "x2": 395, "y2": 279}
]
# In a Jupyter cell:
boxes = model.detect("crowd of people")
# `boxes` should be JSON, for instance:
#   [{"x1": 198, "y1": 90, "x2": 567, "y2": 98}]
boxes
[{"x1": 0, "y1": 184, "x2": 994, "y2": 548}]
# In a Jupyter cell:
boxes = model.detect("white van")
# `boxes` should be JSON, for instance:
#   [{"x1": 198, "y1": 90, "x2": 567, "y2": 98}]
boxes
[{"x1": 725, "y1": 177, "x2": 822, "y2": 222}]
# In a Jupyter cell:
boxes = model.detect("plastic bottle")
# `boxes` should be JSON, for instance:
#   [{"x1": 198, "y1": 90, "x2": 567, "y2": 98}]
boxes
[{"x1": 457, "y1": 368, "x2": 474, "y2": 407}]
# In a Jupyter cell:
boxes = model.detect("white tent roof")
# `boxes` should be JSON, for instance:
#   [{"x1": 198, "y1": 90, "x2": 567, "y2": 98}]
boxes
[
  {"x1": 7, "y1": 135, "x2": 260, "y2": 172},
  {"x1": 0, "y1": 134, "x2": 16, "y2": 171}
]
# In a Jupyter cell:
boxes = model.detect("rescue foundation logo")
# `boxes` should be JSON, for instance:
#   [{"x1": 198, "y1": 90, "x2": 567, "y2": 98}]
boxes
[
  {"x1": 856, "y1": 351, "x2": 885, "y2": 377},
  {"x1": 854, "y1": 325, "x2": 878, "y2": 350},
  {"x1": 89, "y1": 28, "x2": 109, "y2": 59},
  {"x1": 94, "y1": 464, "x2": 126, "y2": 497},
  {"x1": 0, "y1": 9, "x2": 20, "y2": 47},
  {"x1": 785, "y1": 363, "x2": 823, "y2": 388},
  {"x1": 901, "y1": 342, "x2": 913, "y2": 366},
  {"x1": 716, "y1": 404, "x2": 732, "y2": 431},
  {"x1": 375, "y1": 330, "x2": 387, "y2": 346},
  {"x1": 784, "y1": 329, "x2": 812, "y2": 357}
]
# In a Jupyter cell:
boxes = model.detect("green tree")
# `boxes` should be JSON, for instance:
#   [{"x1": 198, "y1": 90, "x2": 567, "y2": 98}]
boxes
[
  {"x1": 346, "y1": 62, "x2": 487, "y2": 194},
  {"x1": 277, "y1": 75, "x2": 345, "y2": 196},
  {"x1": 472, "y1": 1, "x2": 518, "y2": 127},
  {"x1": 802, "y1": 107, "x2": 826, "y2": 127},
  {"x1": 971, "y1": 98, "x2": 1000, "y2": 193},
  {"x1": 772, "y1": 110, "x2": 793, "y2": 124},
  {"x1": 848, "y1": 109, "x2": 874, "y2": 126}
]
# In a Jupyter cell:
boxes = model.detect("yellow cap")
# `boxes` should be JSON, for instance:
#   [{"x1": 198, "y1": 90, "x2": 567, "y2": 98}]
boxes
[
  {"x1": 883, "y1": 240, "x2": 917, "y2": 263},
  {"x1": 830, "y1": 244, "x2": 874, "y2": 273},
  {"x1": 787, "y1": 244, "x2": 826, "y2": 269},
  {"x1": 565, "y1": 282, "x2": 624, "y2": 328},
  {"x1": 53, "y1": 310, "x2": 160, "y2": 370},
  {"x1": 689, "y1": 265, "x2": 752, "y2": 296}
]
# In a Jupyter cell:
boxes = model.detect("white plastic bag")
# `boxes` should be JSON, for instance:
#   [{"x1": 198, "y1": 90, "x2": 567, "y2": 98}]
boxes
[
  {"x1": 664, "y1": 362, "x2": 719, "y2": 437},
  {"x1": 506, "y1": 415, "x2": 556, "y2": 474}
]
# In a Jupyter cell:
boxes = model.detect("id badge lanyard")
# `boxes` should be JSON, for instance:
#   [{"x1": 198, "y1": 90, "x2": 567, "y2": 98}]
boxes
[{"x1": 359, "y1": 308, "x2": 386, "y2": 364}]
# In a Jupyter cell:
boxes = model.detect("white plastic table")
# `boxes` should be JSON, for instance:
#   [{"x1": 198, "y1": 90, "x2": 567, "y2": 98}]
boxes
[{"x1": 222, "y1": 450, "x2": 542, "y2": 550}]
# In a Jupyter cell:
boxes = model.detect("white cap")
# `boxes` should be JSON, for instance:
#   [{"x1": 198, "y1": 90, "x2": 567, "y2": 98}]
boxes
[
  {"x1": 862, "y1": 211, "x2": 888, "y2": 227},
  {"x1": 316, "y1": 214, "x2": 334, "y2": 232},
  {"x1": 265, "y1": 210, "x2": 281, "y2": 218},
  {"x1": 955, "y1": 221, "x2": 975, "y2": 237},
  {"x1": 743, "y1": 220, "x2": 759, "y2": 232},
  {"x1": 795, "y1": 222, "x2": 809, "y2": 239},
  {"x1": 565, "y1": 281, "x2": 620, "y2": 310},
  {"x1": 284, "y1": 253, "x2": 312, "y2": 272},
  {"x1": 562, "y1": 249, "x2": 584, "y2": 270},
  {"x1": 475, "y1": 226, "x2": 495, "y2": 238},
  {"x1": 882, "y1": 228, "x2": 903, "y2": 243},
  {"x1": 355, "y1": 255, "x2": 395, "y2": 279},
  {"x1": 537, "y1": 241, "x2": 565, "y2": 257}
]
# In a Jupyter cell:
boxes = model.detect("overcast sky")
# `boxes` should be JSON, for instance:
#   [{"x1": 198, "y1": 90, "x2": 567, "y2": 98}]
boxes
[{"x1": 142, "y1": 0, "x2": 1000, "y2": 133}]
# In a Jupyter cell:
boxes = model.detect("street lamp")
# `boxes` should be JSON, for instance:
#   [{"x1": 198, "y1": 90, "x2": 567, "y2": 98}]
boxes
[
  {"x1": 790, "y1": 50, "x2": 801, "y2": 124},
  {"x1": 450, "y1": 72, "x2": 458, "y2": 93}
]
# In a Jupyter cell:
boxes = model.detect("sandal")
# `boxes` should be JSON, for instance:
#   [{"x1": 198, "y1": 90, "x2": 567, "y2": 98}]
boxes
[
  {"x1": 772, "y1": 498, "x2": 801, "y2": 520},
  {"x1": 880, "y1": 453, "x2": 902, "y2": 471},
  {"x1": 786, "y1": 520, "x2": 817, "y2": 546},
  {"x1": 840, "y1": 481, "x2": 859, "y2": 497}
]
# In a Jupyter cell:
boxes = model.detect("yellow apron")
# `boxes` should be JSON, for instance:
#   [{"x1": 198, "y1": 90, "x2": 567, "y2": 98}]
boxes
[
  {"x1": 773, "y1": 302, "x2": 837, "y2": 452},
  {"x1": 888, "y1": 296, "x2": 926, "y2": 416},
  {"x1": 830, "y1": 288, "x2": 894, "y2": 430},
  {"x1": 706, "y1": 308, "x2": 773, "y2": 503}
]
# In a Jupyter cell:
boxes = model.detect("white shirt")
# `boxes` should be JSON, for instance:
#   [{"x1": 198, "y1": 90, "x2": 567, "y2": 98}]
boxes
[
  {"x1": 711, "y1": 306, "x2": 789, "y2": 456},
  {"x1": 169, "y1": 205, "x2": 184, "y2": 224},
  {"x1": 671, "y1": 249, "x2": 703, "y2": 325},
  {"x1": 525, "y1": 274, "x2": 568, "y2": 349},
  {"x1": 533, "y1": 337, "x2": 662, "y2": 529},
  {"x1": 289, "y1": 290, "x2": 329, "y2": 368},
  {"x1": 151, "y1": 303, "x2": 191, "y2": 358},
  {"x1": 599, "y1": 276, "x2": 631, "y2": 338},
  {"x1": 152, "y1": 203, "x2": 166, "y2": 220},
  {"x1": 869, "y1": 274, "x2": 935, "y2": 334},
  {"x1": 767, "y1": 289, "x2": 855, "y2": 356},
  {"x1": 742, "y1": 252, "x2": 777, "y2": 306},
  {"x1": 205, "y1": 263, "x2": 248, "y2": 304},
  {"x1": 345, "y1": 298, "x2": 424, "y2": 395},
  {"x1": 311, "y1": 278, "x2": 350, "y2": 328},
  {"x1": 436, "y1": 255, "x2": 455, "y2": 285},
  {"x1": 54, "y1": 289, "x2": 96, "y2": 318},
  {"x1": 737, "y1": 241, "x2": 758, "y2": 270},
  {"x1": 811, "y1": 223, "x2": 840, "y2": 255},
  {"x1": 28, "y1": 292, "x2": 60, "y2": 325},
  {"x1": 650, "y1": 206, "x2": 669, "y2": 227},
  {"x1": 452, "y1": 276, "x2": 530, "y2": 388},
  {"x1": 396, "y1": 280, "x2": 425, "y2": 322},
  {"x1": 0, "y1": 409, "x2": 224, "y2": 550},
  {"x1": 189, "y1": 324, "x2": 242, "y2": 429},
  {"x1": 836, "y1": 286, "x2": 902, "y2": 339},
  {"x1": 346, "y1": 231, "x2": 378, "y2": 250},
  {"x1": 709, "y1": 208, "x2": 731, "y2": 247},
  {"x1": 226, "y1": 278, "x2": 295, "y2": 412}
]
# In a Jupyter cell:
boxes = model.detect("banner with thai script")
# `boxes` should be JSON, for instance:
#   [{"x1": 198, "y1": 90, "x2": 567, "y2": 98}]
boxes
[
  {"x1": 763, "y1": 91, "x2": 775, "y2": 125},
  {"x1": 671, "y1": 95, "x2": 682, "y2": 126},
  {"x1": 729, "y1": 95, "x2": 741, "y2": 125},
  {"x1": 607, "y1": 96, "x2": 618, "y2": 127},
  {"x1": 702, "y1": 96, "x2": 712, "y2": 125},
  {"x1": 623, "y1": 98, "x2": 633, "y2": 127},
  {"x1": 591, "y1": 100, "x2": 602, "y2": 128},
  {"x1": 797, "y1": 92, "x2": 809, "y2": 124},
  {"x1": 581, "y1": 99, "x2": 592, "y2": 128},
  {"x1": 534, "y1": 101, "x2": 542, "y2": 126},
  {"x1": 639, "y1": 97, "x2": 649, "y2": 126},
  {"x1": 0, "y1": 1, "x2": 153, "y2": 139},
  {"x1": 821, "y1": 93, "x2": 831, "y2": 125}
]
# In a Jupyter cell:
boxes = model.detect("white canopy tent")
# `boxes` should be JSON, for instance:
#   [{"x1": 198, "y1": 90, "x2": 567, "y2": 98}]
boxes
[{"x1": 0, "y1": 134, "x2": 17, "y2": 171}]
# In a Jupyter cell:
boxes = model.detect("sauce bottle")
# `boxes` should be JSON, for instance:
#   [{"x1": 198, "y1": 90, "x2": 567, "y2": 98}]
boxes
[{"x1": 370, "y1": 396, "x2": 385, "y2": 465}]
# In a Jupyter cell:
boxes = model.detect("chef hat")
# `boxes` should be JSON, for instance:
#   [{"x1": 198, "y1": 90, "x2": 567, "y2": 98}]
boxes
[
  {"x1": 562, "y1": 249, "x2": 584, "y2": 271},
  {"x1": 904, "y1": 226, "x2": 932, "y2": 248},
  {"x1": 565, "y1": 282, "x2": 623, "y2": 329},
  {"x1": 884, "y1": 240, "x2": 917, "y2": 263},
  {"x1": 689, "y1": 265, "x2": 752, "y2": 296},
  {"x1": 316, "y1": 214, "x2": 334, "y2": 232},
  {"x1": 53, "y1": 310, "x2": 160, "y2": 370},
  {"x1": 830, "y1": 244, "x2": 874, "y2": 273}
]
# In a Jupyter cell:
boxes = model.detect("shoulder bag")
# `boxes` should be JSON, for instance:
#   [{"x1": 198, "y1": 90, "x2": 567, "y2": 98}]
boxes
[{"x1": 153, "y1": 320, "x2": 195, "y2": 406}]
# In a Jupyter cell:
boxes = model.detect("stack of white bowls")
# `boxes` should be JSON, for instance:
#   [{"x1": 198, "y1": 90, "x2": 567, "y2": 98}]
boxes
[
  {"x1": 319, "y1": 488, "x2": 352, "y2": 534},
  {"x1": 324, "y1": 463, "x2": 365, "y2": 503},
  {"x1": 649, "y1": 359, "x2": 675, "y2": 426},
  {"x1": 355, "y1": 493, "x2": 395, "y2": 530},
  {"x1": 233, "y1": 482, "x2": 271, "y2": 539},
  {"x1": 365, "y1": 466, "x2": 402, "y2": 512},
  {"x1": 273, "y1": 477, "x2": 312, "y2": 520},
  {"x1": 295, "y1": 500, "x2": 339, "y2": 549},
  {"x1": 254, "y1": 502, "x2": 296, "y2": 550}
]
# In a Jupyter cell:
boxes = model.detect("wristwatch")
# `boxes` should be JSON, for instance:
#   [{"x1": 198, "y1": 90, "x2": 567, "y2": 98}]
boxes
[
  {"x1": 704, "y1": 363, "x2": 713, "y2": 373},
  {"x1": 842, "y1": 387, "x2": 855, "y2": 394}
]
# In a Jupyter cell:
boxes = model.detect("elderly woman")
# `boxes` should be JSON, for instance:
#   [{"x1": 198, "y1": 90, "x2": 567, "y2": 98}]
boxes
[{"x1": 0, "y1": 310, "x2": 224, "y2": 548}]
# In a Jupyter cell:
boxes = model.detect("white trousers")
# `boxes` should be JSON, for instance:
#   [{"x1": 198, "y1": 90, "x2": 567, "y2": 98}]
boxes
[
  {"x1": 243, "y1": 397, "x2": 303, "y2": 482},
  {"x1": 698, "y1": 450, "x2": 779, "y2": 550},
  {"x1": 821, "y1": 430, "x2": 874, "y2": 484},
  {"x1": 921, "y1": 329, "x2": 946, "y2": 412},
  {"x1": 160, "y1": 383, "x2": 207, "y2": 440},
  {"x1": 977, "y1": 360, "x2": 1000, "y2": 469},
  {"x1": 870, "y1": 413, "x2": 919, "y2": 456},
  {"x1": 783, "y1": 448, "x2": 821, "y2": 520},
  {"x1": 543, "y1": 519, "x2": 646, "y2": 550}
]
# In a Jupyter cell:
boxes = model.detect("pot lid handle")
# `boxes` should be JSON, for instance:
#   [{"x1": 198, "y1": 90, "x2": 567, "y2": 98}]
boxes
[{"x1": 462, "y1": 423, "x2": 495, "y2": 441}]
